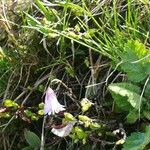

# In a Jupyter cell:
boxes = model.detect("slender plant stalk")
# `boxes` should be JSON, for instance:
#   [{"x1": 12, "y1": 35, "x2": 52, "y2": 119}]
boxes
[{"x1": 40, "y1": 116, "x2": 47, "y2": 150}]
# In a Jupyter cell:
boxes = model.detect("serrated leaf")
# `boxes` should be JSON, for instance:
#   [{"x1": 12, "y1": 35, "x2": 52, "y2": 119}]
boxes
[
  {"x1": 108, "y1": 83, "x2": 145, "y2": 110},
  {"x1": 123, "y1": 125, "x2": 150, "y2": 150},
  {"x1": 120, "y1": 40, "x2": 150, "y2": 82},
  {"x1": 125, "y1": 40, "x2": 149, "y2": 60},
  {"x1": 127, "y1": 71, "x2": 147, "y2": 82},
  {"x1": 24, "y1": 130, "x2": 40, "y2": 148}
]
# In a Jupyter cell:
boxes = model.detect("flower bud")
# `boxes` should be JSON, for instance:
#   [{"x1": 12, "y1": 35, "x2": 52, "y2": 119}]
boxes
[
  {"x1": 90, "y1": 122, "x2": 101, "y2": 129},
  {"x1": 38, "y1": 110, "x2": 44, "y2": 116},
  {"x1": 3, "y1": 99, "x2": 13, "y2": 107},
  {"x1": 3, "y1": 99, "x2": 19, "y2": 108},
  {"x1": 80, "y1": 98, "x2": 93, "y2": 112},
  {"x1": 78, "y1": 115, "x2": 92, "y2": 122},
  {"x1": 38, "y1": 102, "x2": 44, "y2": 109},
  {"x1": 64, "y1": 112, "x2": 76, "y2": 121},
  {"x1": 31, "y1": 115, "x2": 38, "y2": 121}
]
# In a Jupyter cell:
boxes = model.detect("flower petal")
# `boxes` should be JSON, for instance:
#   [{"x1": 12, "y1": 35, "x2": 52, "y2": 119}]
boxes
[{"x1": 51, "y1": 122, "x2": 75, "y2": 137}]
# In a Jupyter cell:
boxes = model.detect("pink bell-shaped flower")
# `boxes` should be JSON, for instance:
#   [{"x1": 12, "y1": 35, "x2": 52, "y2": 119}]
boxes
[{"x1": 44, "y1": 87, "x2": 65, "y2": 115}]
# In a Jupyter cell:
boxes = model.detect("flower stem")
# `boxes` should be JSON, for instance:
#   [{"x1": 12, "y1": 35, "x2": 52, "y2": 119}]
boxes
[{"x1": 40, "y1": 115, "x2": 47, "y2": 150}]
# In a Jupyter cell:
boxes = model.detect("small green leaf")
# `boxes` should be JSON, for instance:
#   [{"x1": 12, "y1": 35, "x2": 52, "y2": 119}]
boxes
[
  {"x1": 74, "y1": 127, "x2": 86, "y2": 139},
  {"x1": 24, "y1": 110, "x2": 33, "y2": 117},
  {"x1": 38, "y1": 85, "x2": 44, "y2": 92},
  {"x1": 24, "y1": 130, "x2": 40, "y2": 148}
]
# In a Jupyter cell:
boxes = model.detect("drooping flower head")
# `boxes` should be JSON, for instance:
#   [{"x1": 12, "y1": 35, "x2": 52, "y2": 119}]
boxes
[{"x1": 44, "y1": 87, "x2": 65, "y2": 115}]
